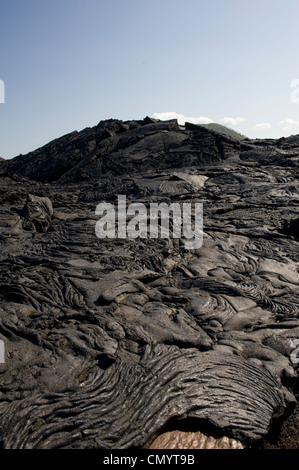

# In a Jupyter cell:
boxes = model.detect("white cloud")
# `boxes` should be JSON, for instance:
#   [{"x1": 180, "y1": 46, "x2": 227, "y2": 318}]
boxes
[
  {"x1": 252, "y1": 122, "x2": 272, "y2": 131},
  {"x1": 278, "y1": 119, "x2": 299, "y2": 135},
  {"x1": 220, "y1": 117, "x2": 245, "y2": 126},
  {"x1": 152, "y1": 112, "x2": 249, "y2": 131},
  {"x1": 151, "y1": 112, "x2": 214, "y2": 126}
]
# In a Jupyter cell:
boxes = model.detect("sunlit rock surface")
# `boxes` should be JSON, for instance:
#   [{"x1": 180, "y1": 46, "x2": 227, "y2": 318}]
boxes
[
  {"x1": 0, "y1": 118, "x2": 298, "y2": 449},
  {"x1": 149, "y1": 430, "x2": 243, "y2": 449}
]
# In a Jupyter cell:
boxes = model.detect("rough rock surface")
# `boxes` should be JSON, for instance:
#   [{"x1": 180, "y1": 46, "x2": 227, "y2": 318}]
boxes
[
  {"x1": 148, "y1": 430, "x2": 243, "y2": 449},
  {"x1": 0, "y1": 117, "x2": 298, "y2": 449}
]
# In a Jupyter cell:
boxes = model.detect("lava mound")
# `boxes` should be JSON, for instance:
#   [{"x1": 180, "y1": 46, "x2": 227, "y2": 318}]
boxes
[{"x1": 0, "y1": 118, "x2": 298, "y2": 449}]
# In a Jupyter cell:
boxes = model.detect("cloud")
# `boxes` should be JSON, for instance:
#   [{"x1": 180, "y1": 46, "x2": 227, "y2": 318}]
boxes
[
  {"x1": 278, "y1": 119, "x2": 299, "y2": 135},
  {"x1": 252, "y1": 122, "x2": 271, "y2": 131},
  {"x1": 151, "y1": 112, "x2": 248, "y2": 130},
  {"x1": 151, "y1": 112, "x2": 214, "y2": 126},
  {"x1": 220, "y1": 117, "x2": 245, "y2": 126}
]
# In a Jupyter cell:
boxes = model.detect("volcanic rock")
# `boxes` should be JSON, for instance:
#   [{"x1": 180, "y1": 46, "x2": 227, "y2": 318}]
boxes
[
  {"x1": 0, "y1": 118, "x2": 298, "y2": 449},
  {"x1": 148, "y1": 430, "x2": 244, "y2": 449}
]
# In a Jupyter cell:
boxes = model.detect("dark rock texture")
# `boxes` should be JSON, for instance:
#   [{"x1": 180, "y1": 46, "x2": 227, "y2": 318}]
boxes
[{"x1": 0, "y1": 117, "x2": 298, "y2": 449}]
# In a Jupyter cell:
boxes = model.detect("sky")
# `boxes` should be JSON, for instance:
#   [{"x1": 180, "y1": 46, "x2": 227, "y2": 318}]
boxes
[{"x1": 1, "y1": 0, "x2": 299, "y2": 159}]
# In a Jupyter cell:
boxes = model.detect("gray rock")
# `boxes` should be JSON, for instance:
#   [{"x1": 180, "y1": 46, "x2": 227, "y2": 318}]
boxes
[{"x1": 0, "y1": 118, "x2": 298, "y2": 449}]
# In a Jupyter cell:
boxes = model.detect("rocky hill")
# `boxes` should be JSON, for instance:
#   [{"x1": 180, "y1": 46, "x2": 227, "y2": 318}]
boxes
[{"x1": 0, "y1": 117, "x2": 298, "y2": 449}]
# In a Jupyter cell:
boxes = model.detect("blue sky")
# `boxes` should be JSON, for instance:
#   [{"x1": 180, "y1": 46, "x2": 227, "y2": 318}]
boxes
[{"x1": 1, "y1": 0, "x2": 299, "y2": 159}]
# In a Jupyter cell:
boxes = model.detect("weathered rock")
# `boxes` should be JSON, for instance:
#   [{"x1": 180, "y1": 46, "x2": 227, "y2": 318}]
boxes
[
  {"x1": 149, "y1": 430, "x2": 244, "y2": 449},
  {"x1": 0, "y1": 118, "x2": 298, "y2": 449},
  {"x1": 22, "y1": 194, "x2": 53, "y2": 232}
]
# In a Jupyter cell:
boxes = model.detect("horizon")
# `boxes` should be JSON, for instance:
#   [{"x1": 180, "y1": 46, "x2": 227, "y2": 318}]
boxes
[
  {"x1": 0, "y1": 115, "x2": 289, "y2": 162},
  {"x1": 1, "y1": 0, "x2": 299, "y2": 159}
]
